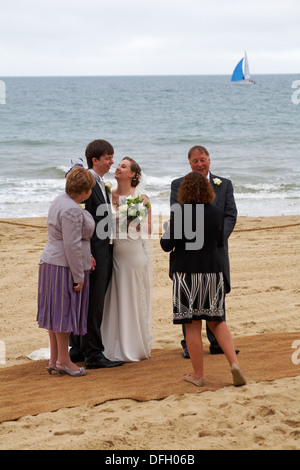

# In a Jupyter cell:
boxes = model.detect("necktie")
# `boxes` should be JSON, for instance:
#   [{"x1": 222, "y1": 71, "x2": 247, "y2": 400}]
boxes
[
  {"x1": 97, "y1": 178, "x2": 113, "y2": 244},
  {"x1": 97, "y1": 177, "x2": 107, "y2": 203}
]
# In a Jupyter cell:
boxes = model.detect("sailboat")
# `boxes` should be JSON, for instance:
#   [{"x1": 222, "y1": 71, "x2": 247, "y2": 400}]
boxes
[{"x1": 231, "y1": 51, "x2": 256, "y2": 85}]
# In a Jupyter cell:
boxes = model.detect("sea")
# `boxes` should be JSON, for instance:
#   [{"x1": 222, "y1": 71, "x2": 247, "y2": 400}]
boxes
[{"x1": 0, "y1": 74, "x2": 299, "y2": 218}]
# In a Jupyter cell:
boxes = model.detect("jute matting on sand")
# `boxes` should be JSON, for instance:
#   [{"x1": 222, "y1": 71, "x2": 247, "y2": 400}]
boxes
[{"x1": 0, "y1": 332, "x2": 299, "y2": 423}]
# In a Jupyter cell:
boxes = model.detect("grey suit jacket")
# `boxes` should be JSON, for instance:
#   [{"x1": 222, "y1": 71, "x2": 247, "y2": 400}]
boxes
[{"x1": 170, "y1": 172, "x2": 237, "y2": 292}]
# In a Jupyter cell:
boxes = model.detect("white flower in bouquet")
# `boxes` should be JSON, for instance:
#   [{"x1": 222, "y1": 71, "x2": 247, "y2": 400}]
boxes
[
  {"x1": 118, "y1": 195, "x2": 150, "y2": 232},
  {"x1": 127, "y1": 205, "x2": 137, "y2": 217},
  {"x1": 118, "y1": 201, "x2": 129, "y2": 215}
]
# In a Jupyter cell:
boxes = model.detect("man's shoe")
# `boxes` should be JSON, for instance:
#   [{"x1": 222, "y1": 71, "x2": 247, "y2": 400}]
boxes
[
  {"x1": 85, "y1": 355, "x2": 125, "y2": 369},
  {"x1": 182, "y1": 347, "x2": 190, "y2": 359},
  {"x1": 210, "y1": 346, "x2": 240, "y2": 355}
]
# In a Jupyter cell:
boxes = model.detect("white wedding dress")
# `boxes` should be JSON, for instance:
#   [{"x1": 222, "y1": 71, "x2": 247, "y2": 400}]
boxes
[{"x1": 101, "y1": 195, "x2": 153, "y2": 362}]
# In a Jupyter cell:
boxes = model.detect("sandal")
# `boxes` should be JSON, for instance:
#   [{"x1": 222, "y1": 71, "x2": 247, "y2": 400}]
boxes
[
  {"x1": 46, "y1": 361, "x2": 58, "y2": 375},
  {"x1": 56, "y1": 361, "x2": 86, "y2": 377},
  {"x1": 184, "y1": 374, "x2": 205, "y2": 387},
  {"x1": 231, "y1": 363, "x2": 246, "y2": 386}
]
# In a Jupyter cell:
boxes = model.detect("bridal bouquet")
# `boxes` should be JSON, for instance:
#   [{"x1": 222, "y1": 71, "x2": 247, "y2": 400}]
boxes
[{"x1": 118, "y1": 195, "x2": 150, "y2": 232}]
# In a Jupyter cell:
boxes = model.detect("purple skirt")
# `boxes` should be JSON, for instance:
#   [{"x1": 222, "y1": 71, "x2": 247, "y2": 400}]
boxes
[{"x1": 37, "y1": 263, "x2": 90, "y2": 335}]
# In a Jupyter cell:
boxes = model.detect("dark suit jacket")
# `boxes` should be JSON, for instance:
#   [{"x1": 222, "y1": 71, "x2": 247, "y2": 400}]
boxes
[
  {"x1": 85, "y1": 182, "x2": 112, "y2": 264},
  {"x1": 160, "y1": 203, "x2": 225, "y2": 275},
  {"x1": 170, "y1": 172, "x2": 237, "y2": 293}
]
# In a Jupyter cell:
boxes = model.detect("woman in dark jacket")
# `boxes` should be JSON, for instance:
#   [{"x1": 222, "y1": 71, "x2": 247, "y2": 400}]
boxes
[{"x1": 160, "y1": 172, "x2": 246, "y2": 387}]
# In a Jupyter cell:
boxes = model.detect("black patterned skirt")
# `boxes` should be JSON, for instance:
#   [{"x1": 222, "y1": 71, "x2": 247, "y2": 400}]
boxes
[{"x1": 172, "y1": 272, "x2": 225, "y2": 324}]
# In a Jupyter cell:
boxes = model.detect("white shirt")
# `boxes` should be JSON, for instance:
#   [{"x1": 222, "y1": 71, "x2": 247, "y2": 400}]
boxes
[{"x1": 89, "y1": 169, "x2": 107, "y2": 202}]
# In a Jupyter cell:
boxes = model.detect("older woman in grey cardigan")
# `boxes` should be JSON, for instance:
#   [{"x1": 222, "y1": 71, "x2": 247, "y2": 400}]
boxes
[{"x1": 37, "y1": 166, "x2": 95, "y2": 377}]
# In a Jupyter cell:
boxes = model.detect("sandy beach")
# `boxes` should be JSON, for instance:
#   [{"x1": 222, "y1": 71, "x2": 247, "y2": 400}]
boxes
[{"x1": 0, "y1": 215, "x2": 299, "y2": 450}]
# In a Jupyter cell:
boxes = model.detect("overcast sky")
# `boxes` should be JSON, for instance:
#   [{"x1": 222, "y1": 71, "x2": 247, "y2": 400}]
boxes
[{"x1": 1, "y1": 0, "x2": 299, "y2": 76}]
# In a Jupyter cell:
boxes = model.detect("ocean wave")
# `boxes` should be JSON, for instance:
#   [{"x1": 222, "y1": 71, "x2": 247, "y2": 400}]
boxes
[
  {"x1": 0, "y1": 177, "x2": 65, "y2": 188},
  {"x1": 236, "y1": 193, "x2": 300, "y2": 200},
  {"x1": 1, "y1": 192, "x2": 62, "y2": 205},
  {"x1": 0, "y1": 139, "x2": 56, "y2": 146},
  {"x1": 234, "y1": 182, "x2": 299, "y2": 194},
  {"x1": 145, "y1": 174, "x2": 174, "y2": 186},
  {"x1": 36, "y1": 166, "x2": 68, "y2": 178},
  {"x1": 1, "y1": 176, "x2": 299, "y2": 201}
]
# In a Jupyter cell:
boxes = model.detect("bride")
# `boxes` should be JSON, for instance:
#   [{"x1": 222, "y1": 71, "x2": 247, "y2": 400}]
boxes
[{"x1": 101, "y1": 157, "x2": 153, "y2": 362}]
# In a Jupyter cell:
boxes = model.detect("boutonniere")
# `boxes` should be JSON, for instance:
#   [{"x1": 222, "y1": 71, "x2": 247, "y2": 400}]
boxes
[
  {"x1": 213, "y1": 178, "x2": 222, "y2": 186},
  {"x1": 79, "y1": 203, "x2": 86, "y2": 210},
  {"x1": 105, "y1": 181, "x2": 112, "y2": 193}
]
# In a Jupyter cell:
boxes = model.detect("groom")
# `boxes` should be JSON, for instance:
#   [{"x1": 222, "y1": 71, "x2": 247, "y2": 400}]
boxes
[
  {"x1": 170, "y1": 145, "x2": 238, "y2": 356},
  {"x1": 69, "y1": 139, "x2": 124, "y2": 369}
]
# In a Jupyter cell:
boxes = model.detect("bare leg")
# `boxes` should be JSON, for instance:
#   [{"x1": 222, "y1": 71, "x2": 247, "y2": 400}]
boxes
[
  {"x1": 48, "y1": 330, "x2": 58, "y2": 364},
  {"x1": 207, "y1": 321, "x2": 246, "y2": 386},
  {"x1": 55, "y1": 332, "x2": 80, "y2": 371},
  {"x1": 185, "y1": 321, "x2": 203, "y2": 378},
  {"x1": 207, "y1": 321, "x2": 238, "y2": 365}
]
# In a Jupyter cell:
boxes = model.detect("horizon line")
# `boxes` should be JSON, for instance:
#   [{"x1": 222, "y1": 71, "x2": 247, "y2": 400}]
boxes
[{"x1": 1, "y1": 72, "x2": 299, "y2": 79}]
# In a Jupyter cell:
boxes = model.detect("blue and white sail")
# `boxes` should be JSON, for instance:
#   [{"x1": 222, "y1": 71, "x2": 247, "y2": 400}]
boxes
[{"x1": 231, "y1": 52, "x2": 255, "y2": 85}]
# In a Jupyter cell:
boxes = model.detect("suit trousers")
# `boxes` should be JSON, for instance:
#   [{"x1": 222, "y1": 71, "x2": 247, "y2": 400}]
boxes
[{"x1": 69, "y1": 244, "x2": 113, "y2": 360}]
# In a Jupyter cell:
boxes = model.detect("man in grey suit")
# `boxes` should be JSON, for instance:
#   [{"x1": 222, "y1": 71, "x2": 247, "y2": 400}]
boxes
[{"x1": 170, "y1": 145, "x2": 238, "y2": 356}]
